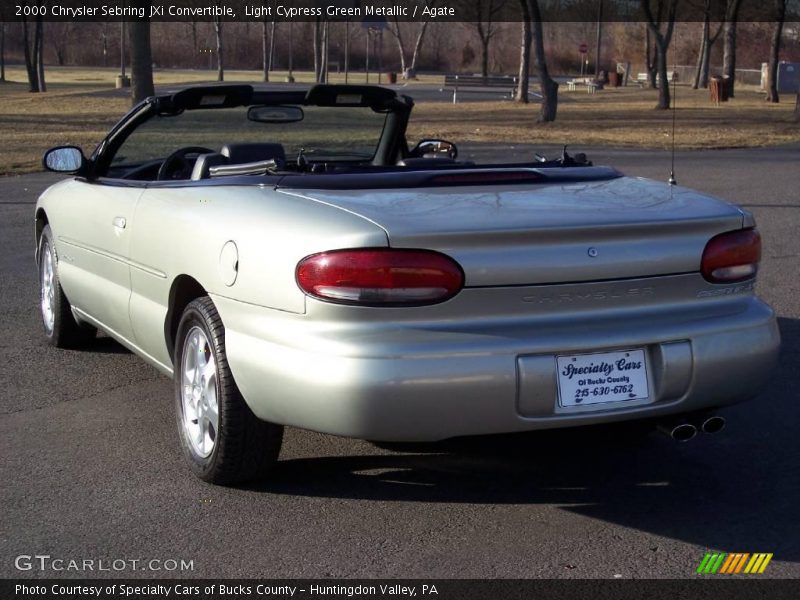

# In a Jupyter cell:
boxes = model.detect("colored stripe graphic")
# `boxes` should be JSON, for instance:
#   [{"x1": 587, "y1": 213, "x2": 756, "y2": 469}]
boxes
[
  {"x1": 733, "y1": 553, "x2": 750, "y2": 573},
  {"x1": 711, "y1": 553, "x2": 727, "y2": 573},
  {"x1": 696, "y1": 553, "x2": 713, "y2": 574},
  {"x1": 719, "y1": 554, "x2": 735, "y2": 574},
  {"x1": 699, "y1": 552, "x2": 772, "y2": 574},
  {"x1": 757, "y1": 554, "x2": 773, "y2": 573}
]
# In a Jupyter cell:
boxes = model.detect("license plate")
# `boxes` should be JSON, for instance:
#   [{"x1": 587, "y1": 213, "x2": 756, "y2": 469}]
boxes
[{"x1": 556, "y1": 349, "x2": 649, "y2": 407}]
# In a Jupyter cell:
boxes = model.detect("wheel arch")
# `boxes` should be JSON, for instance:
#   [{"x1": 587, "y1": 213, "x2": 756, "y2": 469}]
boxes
[
  {"x1": 165, "y1": 275, "x2": 208, "y2": 361},
  {"x1": 35, "y1": 208, "x2": 49, "y2": 264}
]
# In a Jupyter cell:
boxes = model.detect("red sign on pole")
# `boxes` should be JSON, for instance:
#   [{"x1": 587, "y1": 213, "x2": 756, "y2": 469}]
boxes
[{"x1": 579, "y1": 43, "x2": 588, "y2": 54}]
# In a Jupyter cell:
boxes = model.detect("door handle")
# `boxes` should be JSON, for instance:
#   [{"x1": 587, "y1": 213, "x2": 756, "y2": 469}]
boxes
[{"x1": 112, "y1": 216, "x2": 127, "y2": 229}]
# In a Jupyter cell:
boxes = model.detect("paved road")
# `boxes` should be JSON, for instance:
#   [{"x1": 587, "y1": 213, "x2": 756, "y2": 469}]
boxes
[{"x1": 1, "y1": 145, "x2": 798, "y2": 579}]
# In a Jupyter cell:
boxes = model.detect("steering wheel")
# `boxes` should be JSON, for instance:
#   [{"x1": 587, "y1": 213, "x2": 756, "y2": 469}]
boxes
[{"x1": 157, "y1": 146, "x2": 215, "y2": 181}]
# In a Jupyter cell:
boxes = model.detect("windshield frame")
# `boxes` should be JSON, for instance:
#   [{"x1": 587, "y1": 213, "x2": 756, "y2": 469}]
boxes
[{"x1": 89, "y1": 84, "x2": 412, "y2": 180}]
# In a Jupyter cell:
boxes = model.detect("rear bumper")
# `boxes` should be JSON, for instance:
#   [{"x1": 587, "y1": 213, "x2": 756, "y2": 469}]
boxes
[{"x1": 215, "y1": 294, "x2": 780, "y2": 442}]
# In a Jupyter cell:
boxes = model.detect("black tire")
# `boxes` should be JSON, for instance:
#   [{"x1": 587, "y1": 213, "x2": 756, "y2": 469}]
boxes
[
  {"x1": 38, "y1": 224, "x2": 96, "y2": 348},
  {"x1": 174, "y1": 296, "x2": 283, "y2": 485}
]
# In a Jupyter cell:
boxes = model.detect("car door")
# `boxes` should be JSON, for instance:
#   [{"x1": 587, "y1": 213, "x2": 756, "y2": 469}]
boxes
[{"x1": 50, "y1": 178, "x2": 143, "y2": 344}]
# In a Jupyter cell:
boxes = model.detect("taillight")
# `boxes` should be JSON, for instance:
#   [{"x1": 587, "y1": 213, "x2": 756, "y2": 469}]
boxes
[
  {"x1": 701, "y1": 229, "x2": 761, "y2": 283},
  {"x1": 296, "y1": 248, "x2": 464, "y2": 306}
]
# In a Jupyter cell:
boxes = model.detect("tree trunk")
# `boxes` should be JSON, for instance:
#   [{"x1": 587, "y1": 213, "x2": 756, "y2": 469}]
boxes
[
  {"x1": 642, "y1": 0, "x2": 677, "y2": 110},
  {"x1": 344, "y1": 20, "x2": 349, "y2": 83},
  {"x1": 320, "y1": 21, "x2": 329, "y2": 83},
  {"x1": 794, "y1": 91, "x2": 800, "y2": 122},
  {"x1": 0, "y1": 22, "x2": 5, "y2": 82},
  {"x1": 389, "y1": 19, "x2": 408, "y2": 75},
  {"x1": 700, "y1": 22, "x2": 722, "y2": 89},
  {"x1": 594, "y1": 0, "x2": 603, "y2": 76},
  {"x1": 645, "y1": 27, "x2": 657, "y2": 89},
  {"x1": 268, "y1": 21, "x2": 276, "y2": 72},
  {"x1": 129, "y1": 20, "x2": 154, "y2": 105},
  {"x1": 698, "y1": 34, "x2": 711, "y2": 88},
  {"x1": 480, "y1": 37, "x2": 490, "y2": 76},
  {"x1": 313, "y1": 19, "x2": 321, "y2": 82},
  {"x1": 515, "y1": 0, "x2": 531, "y2": 103},
  {"x1": 22, "y1": 20, "x2": 39, "y2": 92},
  {"x1": 722, "y1": 0, "x2": 741, "y2": 98},
  {"x1": 35, "y1": 17, "x2": 46, "y2": 92},
  {"x1": 214, "y1": 17, "x2": 224, "y2": 82},
  {"x1": 766, "y1": 0, "x2": 786, "y2": 103},
  {"x1": 693, "y1": 17, "x2": 708, "y2": 89},
  {"x1": 101, "y1": 24, "x2": 108, "y2": 67},
  {"x1": 530, "y1": 1, "x2": 557, "y2": 122},
  {"x1": 262, "y1": 19, "x2": 269, "y2": 82},
  {"x1": 655, "y1": 41, "x2": 670, "y2": 109},
  {"x1": 408, "y1": 21, "x2": 431, "y2": 74}
]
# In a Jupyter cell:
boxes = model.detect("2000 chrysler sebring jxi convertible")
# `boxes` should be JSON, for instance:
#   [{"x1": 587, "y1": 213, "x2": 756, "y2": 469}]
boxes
[{"x1": 36, "y1": 84, "x2": 780, "y2": 485}]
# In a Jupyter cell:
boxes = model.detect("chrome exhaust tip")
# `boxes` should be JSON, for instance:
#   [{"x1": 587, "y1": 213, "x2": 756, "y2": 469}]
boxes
[
  {"x1": 657, "y1": 421, "x2": 698, "y2": 442},
  {"x1": 700, "y1": 415, "x2": 726, "y2": 434}
]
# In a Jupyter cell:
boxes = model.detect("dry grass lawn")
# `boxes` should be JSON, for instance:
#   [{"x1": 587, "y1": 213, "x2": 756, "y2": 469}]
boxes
[{"x1": 1, "y1": 66, "x2": 798, "y2": 176}]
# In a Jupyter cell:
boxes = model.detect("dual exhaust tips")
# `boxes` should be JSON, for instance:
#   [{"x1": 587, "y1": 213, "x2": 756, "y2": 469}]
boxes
[{"x1": 658, "y1": 414, "x2": 726, "y2": 442}]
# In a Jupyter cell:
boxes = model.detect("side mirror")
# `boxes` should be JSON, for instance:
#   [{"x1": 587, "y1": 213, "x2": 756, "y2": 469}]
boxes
[
  {"x1": 410, "y1": 139, "x2": 458, "y2": 160},
  {"x1": 43, "y1": 146, "x2": 86, "y2": 174}
]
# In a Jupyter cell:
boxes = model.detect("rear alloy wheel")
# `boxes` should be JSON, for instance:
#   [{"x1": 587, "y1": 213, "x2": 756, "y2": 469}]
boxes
[
  {"x1": 38, "y1": 224, "x2": 96, "y2": 348},
  {"x1": 174, "y1": 297, "x2": 283, "y2": 485}
]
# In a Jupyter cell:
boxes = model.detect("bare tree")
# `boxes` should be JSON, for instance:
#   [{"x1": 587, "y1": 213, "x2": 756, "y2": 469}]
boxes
[
  {"x1": 268, "y1": 20, "x2": 276, "y2": 72},
  {"x1": 465, "y1": 0, "x2": 507, "y2": 77},
  {"x1": 22, "y1": 18, "x2": 39, "y2": 92},
  {"x1": 387, "y1": 2, "x2": 437, "y2": 78},
  {"x1": 766, "y1": 0, "x2": 787, "y2": 103},
  {"x1": 35, "y1": 16, "x2": 46, "y2": 92},
  {"x1": 129, "y1": 20, "x2": 154, "y2": 104},
  {"x1": 641, "y1": 0, "x2": 679, "y2": 110},
  {"x1": 530, "y1": 0, "x2": 557, "y2": 122},
  {"x1": 1, "y1": 22, "x2": 6, "y2": 83},
  {"x1": 795, "y1": 91, "x2": 800, "y2": 122},
  {"x1": 320, "y1": 20, "x2": 329, "y2": 83},
  {"x1": 50, "y1": 23, "x2": 72, "y2": 66},
  {"x1": 313, "y1": 19, "x2": 322, "y2": 82},
  {"x1": 262, "y1": 18, "x2": 270, "y2": 81},
  {"x1": 213, "y1": 13, "x2": 224, "y2": 81},
  {"x1": 692, "y1": 0, "x2": 723, "y2": 89},
  {"x1": 644, "y1": 25, "x2": 657, "y2": 89},
  {"x1": 514, "y1": 0, "x2": 531, "y2": 103},
  {"x1": 722, "y1": 0, "x2": 742, "y2": 98}
]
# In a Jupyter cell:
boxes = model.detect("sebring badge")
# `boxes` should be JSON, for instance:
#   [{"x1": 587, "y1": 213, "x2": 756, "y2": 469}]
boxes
[{"x1": 588, "y1": 247, "x2": 599, "y2": 257}]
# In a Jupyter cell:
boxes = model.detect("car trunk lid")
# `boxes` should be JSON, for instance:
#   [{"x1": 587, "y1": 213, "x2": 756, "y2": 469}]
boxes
[{"x1": 278, "y1": 173, "x2": 745, "y2": 287}]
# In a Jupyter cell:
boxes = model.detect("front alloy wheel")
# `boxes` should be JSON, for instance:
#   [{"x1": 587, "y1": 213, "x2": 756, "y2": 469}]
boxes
[{"x1": 38, "y1": 224, "x2": 96, "y2": 348}]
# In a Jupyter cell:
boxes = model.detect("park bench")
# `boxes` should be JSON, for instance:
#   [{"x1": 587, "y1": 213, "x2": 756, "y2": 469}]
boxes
[
  {"x1": 567, "y1": 77, "x2": 602, "y2": 94},
  {"x1": 636, "y1": 71, "x2": 678, "y2": 87},
  {"x1": 442, "y1": 75, "x2": 519, "y2": 103}
]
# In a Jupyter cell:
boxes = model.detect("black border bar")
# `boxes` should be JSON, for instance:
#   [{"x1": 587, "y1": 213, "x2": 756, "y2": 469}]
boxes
[
  {"x1": 3, "y1": 579, "x2": 800, "y2": 600},
  {"x1": 3, "y1": 0, "x2": 797, "y2": 23}
]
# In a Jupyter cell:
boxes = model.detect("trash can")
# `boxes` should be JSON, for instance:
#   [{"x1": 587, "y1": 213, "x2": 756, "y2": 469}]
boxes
[
  {"x1": 387, "y1": 72, "x2": 397, "y2": 84},
  {"x1": 115, "y1": 75, "x2": 131, "y2": 89},
  {"x1": 721, "y1": 75, "x2": 732, "y2": 98},
  {"x1": 710, "y1": 76, "x2": 728, "y2": 104}
]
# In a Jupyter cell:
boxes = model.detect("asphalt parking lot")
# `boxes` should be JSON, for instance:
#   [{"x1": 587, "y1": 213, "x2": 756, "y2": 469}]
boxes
[{"x1": 1, "y1": 143, "x2": 798, "y2": 579}]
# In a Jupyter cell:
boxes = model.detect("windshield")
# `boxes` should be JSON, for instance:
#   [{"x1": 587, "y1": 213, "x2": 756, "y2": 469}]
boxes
[{"x1": 111, "y1": 105, "x2": 387, "y2": 167}]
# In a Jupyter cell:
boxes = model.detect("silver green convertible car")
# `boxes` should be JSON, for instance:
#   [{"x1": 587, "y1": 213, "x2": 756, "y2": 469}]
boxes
[{"x1": 36, "y1": 84, "x2": 779, "y2": 485}]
